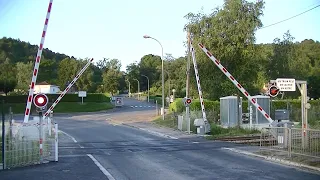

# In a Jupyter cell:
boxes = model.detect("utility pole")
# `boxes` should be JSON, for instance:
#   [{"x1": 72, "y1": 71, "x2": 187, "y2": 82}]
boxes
[{"x1": 186, "y1": 30, "x2": 191, "y2": 134}]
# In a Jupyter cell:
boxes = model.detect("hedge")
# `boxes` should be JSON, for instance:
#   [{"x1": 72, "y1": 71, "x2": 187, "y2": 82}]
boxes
[
  {"x1": 170, "y1": 98, "x2": 320, "y2": 113},
  {"x1": 0, "y1": 93, "x2": 111, "y2": 103},
  {"x1": 169, "y1": 98, "x2": 320, "y2": 124}
]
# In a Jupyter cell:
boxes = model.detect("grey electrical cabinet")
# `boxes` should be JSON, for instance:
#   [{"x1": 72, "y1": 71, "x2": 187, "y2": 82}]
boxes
[
  {"x1": 248, "y1": 95, "x2": 270, "y2": 124},
  {"x1": 220, "y1": 96, "x2": 242, "y2": 128}
]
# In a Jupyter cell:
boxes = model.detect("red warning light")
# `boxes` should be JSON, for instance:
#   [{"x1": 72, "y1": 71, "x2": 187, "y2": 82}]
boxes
[
  {"x1": 33, "y1": 93, "x2": 48, "y2": 108},
  {"x1": 186, "y1": 98, "x2": 192, "y2": 104}
]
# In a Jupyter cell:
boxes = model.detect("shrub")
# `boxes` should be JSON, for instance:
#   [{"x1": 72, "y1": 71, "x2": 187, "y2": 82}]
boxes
[{"x1": 0, "y1": 93, "x2": 111, "y2": 103}]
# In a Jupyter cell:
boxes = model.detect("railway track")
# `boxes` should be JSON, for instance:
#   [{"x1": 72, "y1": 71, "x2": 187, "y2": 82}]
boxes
[{"x1": 213, "y1": 135, "x2": 277, "y2": 146}]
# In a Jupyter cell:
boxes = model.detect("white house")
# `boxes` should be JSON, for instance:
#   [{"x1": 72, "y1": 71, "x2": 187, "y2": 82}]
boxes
[{"x1": 34, "y1": 81, "x2": 60, "y2": 94}]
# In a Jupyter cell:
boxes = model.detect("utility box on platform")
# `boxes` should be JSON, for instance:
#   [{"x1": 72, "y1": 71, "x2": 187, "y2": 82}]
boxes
[
  {"x1": 220, "y1": 96, "x2": 242, "y2": 128},
  {"x1": 248, "y1": 95, "x2": 270, "y2": 124}
]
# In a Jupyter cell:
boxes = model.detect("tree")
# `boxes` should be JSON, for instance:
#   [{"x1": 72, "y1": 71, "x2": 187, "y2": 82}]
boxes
[
  {"x1": 57, "y1": 58, "x2": 79, "y2": 90},
  {"x1": 16, "y1": 61, "x2": 33, "y2": 90},
  {"x1": 37, "y1": 57, "x2": 58, "y2": 84},
  {"x1": 102, "y1": 59, "x2": 122, "y2": 95},
  {"x1": 268, "y1": 31, "x2": 296, "y2": 79},
  {"x1": 125, "y1": 62, "x2": 140, "y2": 93},
  {"x1": 0, "y1": 58, "x2": 17, "y2": 95},
  {"x1": 139, "y1": 54, "x2": 162, "y2": 92},
  {"x1": 184, "y1": 0, "x2": 266, "y2": 99},
  {"x1": 76, "y1": 58, "x2": 94, "y2": 92}
]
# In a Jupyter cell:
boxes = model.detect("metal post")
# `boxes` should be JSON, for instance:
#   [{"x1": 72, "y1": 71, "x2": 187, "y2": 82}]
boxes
[
  {"x1": 54, "y1": 123, "x2": 58, "y2": 162},
  {"x1": 147, "y1": 78, "x2": 149, "y2": 102},
  {"x1": 301, "y1": 83, "x2": 308, "y2": 149},
  {"x1": 141, "y1": 75, "x2": 149, "y2": 102},
  {"x1": 164, "y1": 70, "x2": 170, "y2": 107},
  {"x1": 237, "y1": 95, "x2": 241, "y2": 128},
  {"x1": 126, "y1": 80, "x2": 131, "y2": 98},
  {"x1": 138, "y1": 81, "x2": 140, "y2": 100},
  {"x1": 186, "y1": 31, "x2": 191, "y2": 134},
  {"x1": 156, "y1": 100, "x2": 158, "y2": 115},
  {"x1": 249, "y1": 105, "x2": 253, "y2": 129},
  {"x1": 134, "y1": 79, "x2": 140, "y2": 100},
  {"x1": 1, "y1": 100, "x2": 6, "y2": 169},
  {"x1": 39, "y1": 112, "x2": 43, "y2": 163}
]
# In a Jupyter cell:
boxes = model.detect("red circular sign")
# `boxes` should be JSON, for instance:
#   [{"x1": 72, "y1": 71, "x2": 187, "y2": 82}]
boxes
[
  {"x1": 268, "y1": 85, "x2": 280, "y2": 97},
  {"x1": 33, "y1": 93, "x2": 48, "y2": 108}
]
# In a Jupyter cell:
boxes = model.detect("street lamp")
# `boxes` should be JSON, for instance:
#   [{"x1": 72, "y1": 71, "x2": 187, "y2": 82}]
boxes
[
  {"x1": 125, "y1": 79, "x2": 131, "y2": 97},
  {"x1": 133, "y1": 78, "x2": 140, "y2": 100},
  {"x1": 141, "y1": 74, "x2": 150, "y2": 102},
  {"x1": 143, "y1": 35, "x2": 165, "y2": 120}
]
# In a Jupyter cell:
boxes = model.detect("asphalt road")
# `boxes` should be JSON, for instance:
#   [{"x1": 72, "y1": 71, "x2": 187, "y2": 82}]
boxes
[{"x1": 1, "y1": 97, "x2": 320, "y2": 180}]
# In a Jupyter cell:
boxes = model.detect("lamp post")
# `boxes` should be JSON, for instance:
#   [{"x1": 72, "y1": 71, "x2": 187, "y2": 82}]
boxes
[
  {"x1": 141, "y1": 74, "x2": 150, "y2": 102},
  {"x1": 125, "y1": 79, "x2": 131, "y2": 97},
  {"x1": 133, "y1": 78, "x2": 140, "y2": 100},
  {"x1": 143, "y1": 35, "x2": 164, "y2": 120}
]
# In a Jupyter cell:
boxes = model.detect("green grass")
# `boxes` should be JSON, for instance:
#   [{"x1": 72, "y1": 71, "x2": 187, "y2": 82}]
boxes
[
  {"x1": 53, "y1": 102, "x2": 113, "y2": 113},
  {"x1": 206, "y1": 124, "x2": 260, "y2": 139},
  {"x1": 152, "y1": 113, "x2": 177, "y2": 129},
  {"x1": 6, "y1": 102, "x2": 114, "y2": 114}
]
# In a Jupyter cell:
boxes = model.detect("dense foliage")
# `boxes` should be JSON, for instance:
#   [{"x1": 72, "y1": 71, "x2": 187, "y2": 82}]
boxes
[{"x1": 1, "y1": 0, "x2": 319, "y2": 99}]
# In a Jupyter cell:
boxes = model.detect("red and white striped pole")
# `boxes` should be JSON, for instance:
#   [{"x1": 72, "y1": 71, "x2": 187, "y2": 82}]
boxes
[
  {"x1": 24, "y1": 0, "x2": 54, "y2": 123},
  {"x1": 198, "y1": 43, "x2": 273, "y2": 123},
  {"x1": 190, "y1": 42, "x2": 208, "y2": 124},
  {"x1": 43, "y1": 58, "x2": 94, "y2": 118}
]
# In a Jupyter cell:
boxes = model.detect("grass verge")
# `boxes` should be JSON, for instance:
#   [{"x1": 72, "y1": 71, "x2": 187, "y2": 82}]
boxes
[
  {"x1": 6, "y1": 102, "x2": 114, "y2": 114},
  {"x1": 206, "y1": 124, "x2": 260, "y2": 139},
  {"x1": 152, "y1": 113, "x2": 260, "y2": 138},
  {"x1": 152, "y1": 113, "x2": 177, "y2": 129}
]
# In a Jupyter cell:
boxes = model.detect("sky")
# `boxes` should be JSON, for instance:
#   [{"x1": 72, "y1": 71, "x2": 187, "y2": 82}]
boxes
[{"x1": 0, "y1": 0, "x2": 319, "y2": 71}]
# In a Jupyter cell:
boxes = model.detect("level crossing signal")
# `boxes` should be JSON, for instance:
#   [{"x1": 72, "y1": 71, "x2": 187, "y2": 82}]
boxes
[
  {"x1": 33, "y1": 93, "x2": 49, "y2": 112},
  {"x1": 183, "y1": 97, "x2": 192, "y2": 107},
  {"x1": 268, "y1": 85, "x2": 280, "y2": 97}
]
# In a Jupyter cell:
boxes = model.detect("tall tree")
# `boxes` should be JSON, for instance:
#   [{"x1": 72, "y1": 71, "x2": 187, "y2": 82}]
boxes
[
  {"x1": 16, "y1": 61, "x2": 33, "y2": 90},
  {"x1": 76, "y1": 58, "x2": 94, "y2": 92},
  {"x1": 102, "y1": 59, "x2": 122, "y2": 95},
  {"x1": 57, "y1": 58, "x2": 79, "y2": 90},
  {"x1": 184, "y1": 0, "x2": 265, "y2": 99},
  {"x1": 0, "y1": 58, "x2": 17, "y2": 95}
]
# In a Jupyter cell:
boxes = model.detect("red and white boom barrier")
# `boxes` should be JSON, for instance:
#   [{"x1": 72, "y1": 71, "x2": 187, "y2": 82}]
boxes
[
  {"x1": 198, "y1": 43, "x2": 273, "y2": 123},
  {"x1": 23, "y1": 0, "x2": 54, "y2": 123},
  {"x1": 190, "y1": 43, "x2": 208, "y2": 124},
  {"x1": 43, "y1": 58, "x2": 94, "y2": 118}
]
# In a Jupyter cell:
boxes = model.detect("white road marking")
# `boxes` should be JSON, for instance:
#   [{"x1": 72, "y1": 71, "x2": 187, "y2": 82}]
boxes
[
  {"x1": 59, "y1": 130, "x2": 77, "y2": 143},
  {"x1": 87, "y1": 154, "x2": 116, "y2": 180},
  {"x1": 192, "y1": 142, "x2": 199, "y2": 144},
  {"x1": 59, "y1": 130, "x2": 84, "y2": 148},
  {"x1": 138, "y1": 128, "x2": 179, "y2": 139}
]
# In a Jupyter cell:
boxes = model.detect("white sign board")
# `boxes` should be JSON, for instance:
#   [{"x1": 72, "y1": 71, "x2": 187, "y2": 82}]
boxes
[
  {"x1": 276, "y1": 78, "x2": 296, "y2": 91},
  {"x1": 78, "y1": 91, "x2": 87, "y2": 97}
]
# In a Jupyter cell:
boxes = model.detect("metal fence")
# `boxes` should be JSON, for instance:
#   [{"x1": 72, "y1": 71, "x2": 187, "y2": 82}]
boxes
[
  {"x1": 1, "y1": 115, "x2": 58, "y2": 170},
  {"x1": 260, "y1": 127, "x2": 320, "y2": 159}
]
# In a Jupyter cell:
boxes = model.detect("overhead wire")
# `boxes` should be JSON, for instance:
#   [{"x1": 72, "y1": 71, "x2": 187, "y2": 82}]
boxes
[{"x1": 259, "y1": 4, "x2": 320, "y2": 30}]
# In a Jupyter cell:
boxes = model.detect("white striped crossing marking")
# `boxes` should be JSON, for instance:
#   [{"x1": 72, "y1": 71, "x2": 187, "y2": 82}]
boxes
[{"x1": 130, "y1": 105, "x2": 155, "y2": 108}]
